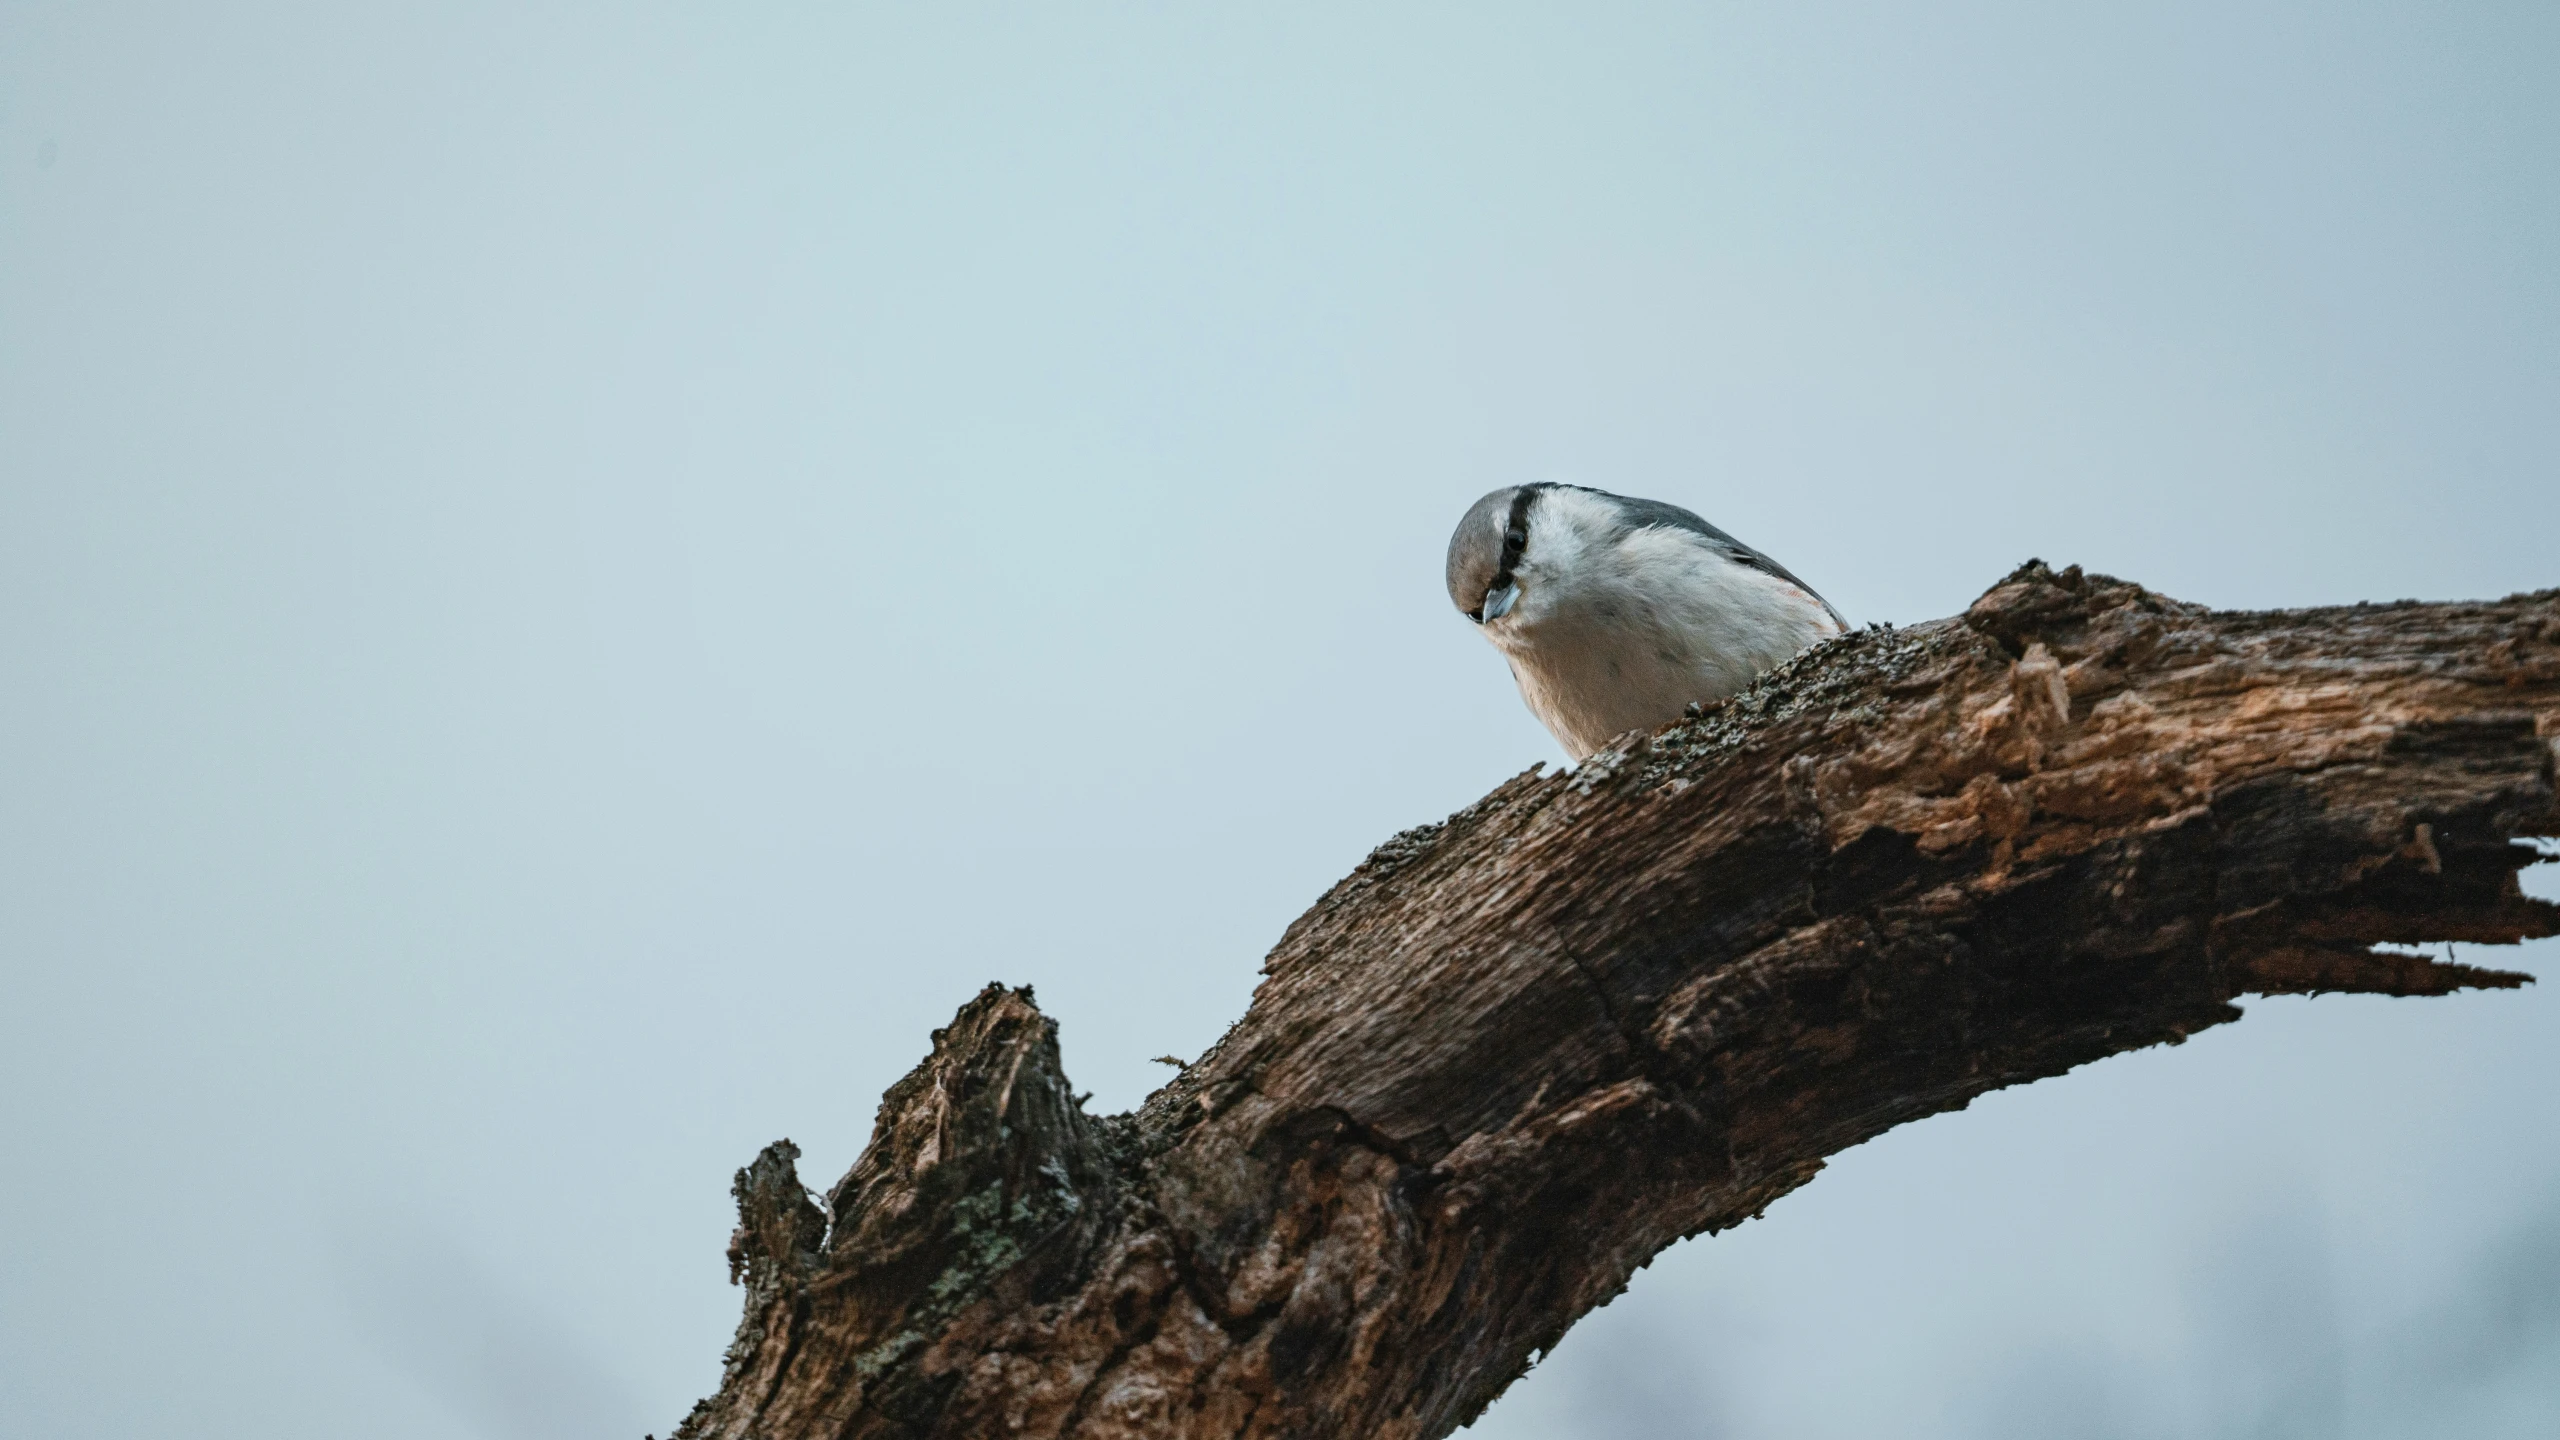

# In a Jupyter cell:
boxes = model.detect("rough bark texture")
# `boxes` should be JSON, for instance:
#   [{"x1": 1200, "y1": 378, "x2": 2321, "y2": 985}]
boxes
[{"x1": 667, "y1": 565, "x2": 2558, "y2": 1440}]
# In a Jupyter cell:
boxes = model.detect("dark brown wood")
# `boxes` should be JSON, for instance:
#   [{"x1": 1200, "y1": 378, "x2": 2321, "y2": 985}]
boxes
[{"x1": 666, "y1": 564, "x2": 2558, "y2": 1440}]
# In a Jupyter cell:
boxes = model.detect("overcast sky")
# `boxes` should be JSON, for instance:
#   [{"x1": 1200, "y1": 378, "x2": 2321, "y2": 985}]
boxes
[{"x1": 3, "y1": 5, "x2": 2554, "y2": 1438}]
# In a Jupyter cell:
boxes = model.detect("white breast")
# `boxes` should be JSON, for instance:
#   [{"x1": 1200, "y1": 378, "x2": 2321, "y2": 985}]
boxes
[{"x1": 1484, "y1": 504, "x2": 1842, "y2": 761}]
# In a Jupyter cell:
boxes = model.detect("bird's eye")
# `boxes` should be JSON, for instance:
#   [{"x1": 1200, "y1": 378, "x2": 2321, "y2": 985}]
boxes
[{"x1": 1505, "y1": 530, "x2": 1525, "y2": 546}]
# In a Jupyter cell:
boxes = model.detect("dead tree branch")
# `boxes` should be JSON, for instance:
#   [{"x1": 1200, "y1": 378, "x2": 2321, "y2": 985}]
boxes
[{"x1": 667, "y1": 564, "x2": 2557, "y2": 1440}]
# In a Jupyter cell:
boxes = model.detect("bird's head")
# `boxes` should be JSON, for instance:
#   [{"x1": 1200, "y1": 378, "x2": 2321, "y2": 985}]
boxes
[{"x1": 1444, "y1": 484, "x2": 1616, "y2": 635}]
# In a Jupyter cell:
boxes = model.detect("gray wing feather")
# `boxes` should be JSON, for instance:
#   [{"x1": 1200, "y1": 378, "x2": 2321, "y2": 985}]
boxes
[{"x1": 1578, "y1": 487, "x2": 1848, "y2": 628}]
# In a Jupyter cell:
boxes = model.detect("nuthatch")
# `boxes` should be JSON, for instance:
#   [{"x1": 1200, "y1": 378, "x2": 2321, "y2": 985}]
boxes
[{"x1": 1446, "y1": 483, "x2": 1847, "y2": 761}]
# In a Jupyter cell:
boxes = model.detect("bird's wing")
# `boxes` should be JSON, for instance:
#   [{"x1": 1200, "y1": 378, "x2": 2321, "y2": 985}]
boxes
[{"x1": 1596, "y1": 490, "x2": 1850, "y2": 630}]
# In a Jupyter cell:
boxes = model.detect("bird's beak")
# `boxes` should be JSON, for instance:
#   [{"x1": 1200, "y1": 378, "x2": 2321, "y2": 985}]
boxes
[{"x1": 1481, "y1": 581, "x2": 1520, "y2": 622}]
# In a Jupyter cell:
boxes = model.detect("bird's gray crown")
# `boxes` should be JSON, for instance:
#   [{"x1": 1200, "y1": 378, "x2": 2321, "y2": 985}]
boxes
[{"x1": 1444, "y1": 487, "x2": 1536, "y2": 621}]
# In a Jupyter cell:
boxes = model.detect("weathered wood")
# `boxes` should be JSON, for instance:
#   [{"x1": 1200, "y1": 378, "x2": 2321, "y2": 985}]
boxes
[{"x1": 667, "y1": 564, "x2": 2557, "y2": 1440}]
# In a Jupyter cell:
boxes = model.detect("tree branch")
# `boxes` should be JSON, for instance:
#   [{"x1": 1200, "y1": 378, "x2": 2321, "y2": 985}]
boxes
[{"x1": 665, "y1": 564, "x2": 2557, "y2": 1440}]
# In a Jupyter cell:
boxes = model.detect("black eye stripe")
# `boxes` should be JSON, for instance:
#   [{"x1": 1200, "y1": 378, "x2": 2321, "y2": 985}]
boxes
[{"x1": 1488, "y1": 488, "x2": 1538, "y2": 592}]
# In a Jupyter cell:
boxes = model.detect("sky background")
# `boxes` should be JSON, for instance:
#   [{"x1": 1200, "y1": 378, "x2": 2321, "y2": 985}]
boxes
[{"x1": 3, "y1": 4, "x2": 2555, "y2": 1437}]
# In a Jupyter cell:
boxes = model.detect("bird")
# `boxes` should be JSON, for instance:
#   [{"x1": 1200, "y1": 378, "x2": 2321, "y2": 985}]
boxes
[{"x1": 1445, "y1": 483, "x2": 1847, "y2": 762}]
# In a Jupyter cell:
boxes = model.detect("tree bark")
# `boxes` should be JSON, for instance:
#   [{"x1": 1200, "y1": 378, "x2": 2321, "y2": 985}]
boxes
[{"x1": 666, "y1": 563, "x2": 2557, "y2": 1440}]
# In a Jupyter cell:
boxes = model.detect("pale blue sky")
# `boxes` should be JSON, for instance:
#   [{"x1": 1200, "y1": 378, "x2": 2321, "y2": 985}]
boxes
[{"x1": 3, "y1": 5, "x2": 2554, "y2": 1438}]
